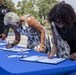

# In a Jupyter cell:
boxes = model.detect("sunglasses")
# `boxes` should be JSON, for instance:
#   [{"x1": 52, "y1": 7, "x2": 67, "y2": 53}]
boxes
[{"x1": 55, "y1": 21, "x2": 63, "y2": 25}]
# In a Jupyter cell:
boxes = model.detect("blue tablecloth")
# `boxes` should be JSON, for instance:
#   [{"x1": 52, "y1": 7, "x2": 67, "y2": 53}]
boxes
[{"x1": 0, "y1": 46, "x2": 76, "y2": 75}]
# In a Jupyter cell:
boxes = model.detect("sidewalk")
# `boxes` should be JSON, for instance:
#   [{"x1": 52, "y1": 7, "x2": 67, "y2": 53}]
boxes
[{"x1": 7, "y1": 34, "x2": 28, "y2": 47}]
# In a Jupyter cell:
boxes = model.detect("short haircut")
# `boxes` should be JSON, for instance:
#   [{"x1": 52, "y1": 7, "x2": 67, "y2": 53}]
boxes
[{"x1": 4, "y1": 12, "x2": 19, "y2": 26}]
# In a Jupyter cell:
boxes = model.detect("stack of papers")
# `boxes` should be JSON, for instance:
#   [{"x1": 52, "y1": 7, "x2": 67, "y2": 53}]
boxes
[
  {"x1": 20, "y1": 56, "x2": 66, "y2": 64},
  {"x1": 0, "y1": 43, "x2": 6, "y2": 46},
  {"x1": 0, "y1": 47, "x2": 31, "y2": 52}
]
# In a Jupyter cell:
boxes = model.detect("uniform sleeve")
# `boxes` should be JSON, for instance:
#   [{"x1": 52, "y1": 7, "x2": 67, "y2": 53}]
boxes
[{"x1": 3, "y1": 6, "x2": 10, "y2": 37}]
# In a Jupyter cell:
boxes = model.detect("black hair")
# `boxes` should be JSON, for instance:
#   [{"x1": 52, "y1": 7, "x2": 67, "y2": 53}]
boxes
[{"x1": 48, "y1": 3, "x2": 76, "y2": 29}]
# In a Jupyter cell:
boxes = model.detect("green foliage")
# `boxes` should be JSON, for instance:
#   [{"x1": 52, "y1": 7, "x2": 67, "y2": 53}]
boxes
[
  {"x1": 37, "y1": 0, "x2": 58, "y2": 19},
  {"x1": 44, "y1": 22, "x2": 50, "y2": 27},
  {"x1": 3, "y1": 0, "x2": 59, "y2": 27},
  {"x1": 17, "y1": 0, "x2": 39, "y2": 17},
  {"x1": 3, "y1": 0, "x2": 17, "y2": 13},
  {"x1": 9, "y1": 28, "x2": 14, "y2": 32}
]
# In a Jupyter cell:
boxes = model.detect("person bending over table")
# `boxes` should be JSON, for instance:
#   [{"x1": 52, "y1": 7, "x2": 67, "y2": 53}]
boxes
[
  {"x1": 4, "y1": 12, "x2": 51, "y2": 53},
  {"x1": 47, "y1": 3, "x2": 76, "y2": 60}
]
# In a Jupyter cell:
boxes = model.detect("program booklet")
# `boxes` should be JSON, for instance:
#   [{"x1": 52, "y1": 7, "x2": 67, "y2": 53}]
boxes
[{"x1": 20, "y1": 55, "x2": 66, "y2": 64}]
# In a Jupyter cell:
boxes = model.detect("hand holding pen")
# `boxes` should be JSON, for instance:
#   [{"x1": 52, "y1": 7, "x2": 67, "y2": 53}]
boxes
[{"x1": 6, "y1": 41, "x2": 14, "y2": 49}]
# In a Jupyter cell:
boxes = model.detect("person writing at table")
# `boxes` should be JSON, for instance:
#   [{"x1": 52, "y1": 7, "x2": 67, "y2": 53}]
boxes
[
  {"x1": 4, "y1": 12, "x2": 51, "y2": 53},
  {"x1": 0, "y1": 0, "x2": 10, "y2": 40},
  {"x1": 47, "y1": 3, "x2": 76, "y2": 60}
]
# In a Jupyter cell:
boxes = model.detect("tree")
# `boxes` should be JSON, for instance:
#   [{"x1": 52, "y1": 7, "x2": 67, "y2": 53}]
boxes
[
  {"x1": 3, "y1": 0, "x2": 59, "y2": 25},
  {"x1": 17, "y1": 0, "x2": 39, "y2": 18},
  {"x1": 37, "y1": 0, "x2": 58, "y2": 24},
  {"x1": 3, "y1": 0, "x2": 17, "y2": 12}
]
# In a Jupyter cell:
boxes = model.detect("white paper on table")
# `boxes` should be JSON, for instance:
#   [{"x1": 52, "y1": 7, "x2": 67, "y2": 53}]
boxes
[
  {"x1": 20, "y1": 56, "x2": 66, "y2": 64},
  {"x1": 21, "y1": 56, "x2": 46, "y2": 61},
  {"x1": 0, "y1": 47, "x2": 31, "y2": 52},
  {"x1": 37, "y1": 57, "x2": 66, "y2": 64},
  {"x1": 0, "y1": 43, "x2": 6, "y2": 45},
  {"x1": 6, "y1": 55, "x2": 27, "y2": 58},
  {"x1": 0, "y1": 39, "x2": 6, "y2": 45}
]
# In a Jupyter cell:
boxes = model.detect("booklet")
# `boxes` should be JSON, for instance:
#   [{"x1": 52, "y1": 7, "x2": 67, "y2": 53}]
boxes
[{"x1": 20, "y1": 55, "x2": 66, "y2": 64}]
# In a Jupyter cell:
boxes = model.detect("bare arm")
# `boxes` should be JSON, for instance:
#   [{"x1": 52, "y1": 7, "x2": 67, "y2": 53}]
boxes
[
  {"x1": 27, "y1": 16, "x2": 45, "y2": 51},
  {"x1": 6, "y1": 26, "x2": 21, "y2": 48},
  {"x1": 13, "y1": 29, "x2": 21, "y2": 46}
]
